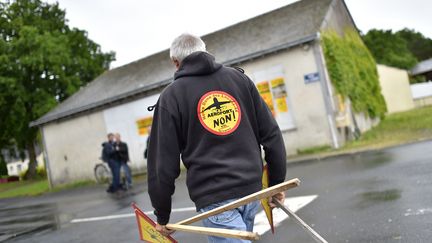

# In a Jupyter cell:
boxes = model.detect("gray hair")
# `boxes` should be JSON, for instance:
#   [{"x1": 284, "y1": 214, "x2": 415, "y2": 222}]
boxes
[{"x1": 170, "y1": 33, "x2": 206, "y2": 63}]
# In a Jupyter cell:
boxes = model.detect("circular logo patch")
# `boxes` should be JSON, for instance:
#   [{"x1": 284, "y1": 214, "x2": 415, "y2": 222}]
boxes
[{"x1": 197, "y1": 91, "x2": 241, "y2": 135}]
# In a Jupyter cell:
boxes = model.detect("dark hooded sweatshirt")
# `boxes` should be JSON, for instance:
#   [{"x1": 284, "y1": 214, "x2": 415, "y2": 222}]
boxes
[{"x1": 147, "y1": 51, "x2": 286, "y2": 225}]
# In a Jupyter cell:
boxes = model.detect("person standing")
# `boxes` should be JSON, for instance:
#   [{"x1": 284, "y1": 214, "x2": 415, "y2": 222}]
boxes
[
  {"x1": 101, "y1": 133, "x2": 120, "y2": 193},
  {"x1": 115, "y1": 133, "x2": 132, "y2": 188},
  {"x1": 147, "y1": 33, "x2": 287, "y2": 243}
]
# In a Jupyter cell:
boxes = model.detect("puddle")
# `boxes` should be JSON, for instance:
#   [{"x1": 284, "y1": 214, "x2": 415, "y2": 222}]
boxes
[
  {"x1": 0, "y1": 203, "x2": 63, "y2": 242},
  {"x1": 355, "y1": 189, "x2": 402, "y2": 209},
  {"x1": 361, "y1": 189, "x2": 401, "y2": 201}
]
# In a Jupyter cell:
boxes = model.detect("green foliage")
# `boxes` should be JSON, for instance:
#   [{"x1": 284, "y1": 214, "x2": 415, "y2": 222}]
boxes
[
  {"x1": 363, "y1": 28, "x2": 432, "y2": 83},
  {"x1": 0, "y1": 0, "x2": 115, "y2": 178},
  {"x1": 321, "y1": 29, "x2": 387, "y2": 118},
  {"x1": 396, "y1": 28, "x2": 432, "y2": 62},
  {"x1": 410, "y1": 75, "x2": 426, "y2": 84},
  {"x1": 362, "y1": 29, "x2": 418, "y2": 69}
]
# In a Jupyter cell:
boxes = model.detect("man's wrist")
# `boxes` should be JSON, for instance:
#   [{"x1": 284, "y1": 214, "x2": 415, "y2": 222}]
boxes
[{"x1": 155, "y1": 211, "x2": 170, "y2": 225}]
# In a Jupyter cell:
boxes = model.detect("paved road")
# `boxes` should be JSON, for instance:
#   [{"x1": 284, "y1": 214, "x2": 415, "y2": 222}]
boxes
[{"x1": 1, "y1": 140, "x2": 432, "y2": 242}]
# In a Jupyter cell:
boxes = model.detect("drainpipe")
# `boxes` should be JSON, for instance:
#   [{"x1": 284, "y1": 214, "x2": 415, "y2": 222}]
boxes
[
  {"x1": 40, "y1": 126, "x2": 54, "y2": 189},
  {"x1": 312, "y1": 32, "x2": 340, "y2": 149}
]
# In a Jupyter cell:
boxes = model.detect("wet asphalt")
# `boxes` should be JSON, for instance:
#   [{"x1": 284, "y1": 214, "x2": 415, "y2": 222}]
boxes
[{"x1": 1, "y1": 140, "x2": 432, "y2": 243}]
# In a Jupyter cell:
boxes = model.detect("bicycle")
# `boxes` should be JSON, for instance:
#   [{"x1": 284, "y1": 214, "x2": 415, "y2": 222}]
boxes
[
  {"x1": 94, "y1": 160, "x2": 112, "y2": 184},
  {"x1": 94, "y1": 159, "x2": 130, "y2": 190}
]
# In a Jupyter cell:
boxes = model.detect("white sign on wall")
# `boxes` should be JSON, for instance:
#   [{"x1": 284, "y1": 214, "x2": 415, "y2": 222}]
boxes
[
  {"x1": 103, "y1": 94, "x2": 159, "y2": 170},
  {"x1": 251, "y1": 65, "x2": 296, "y2": 131}
]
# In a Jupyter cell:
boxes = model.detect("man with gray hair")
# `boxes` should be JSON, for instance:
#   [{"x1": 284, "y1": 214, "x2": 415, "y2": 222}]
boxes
[{"x1": 147, "y1": 33, "x2": 286, "y2": 242}]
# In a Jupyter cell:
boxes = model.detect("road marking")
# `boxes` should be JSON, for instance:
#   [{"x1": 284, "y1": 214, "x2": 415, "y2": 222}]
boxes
[
  {"x1": 70, "y1": 194, "x2": 317, "y2": 231},
  {"x1": 254, "y1": 195, "x2": 318, "y2": 235}
]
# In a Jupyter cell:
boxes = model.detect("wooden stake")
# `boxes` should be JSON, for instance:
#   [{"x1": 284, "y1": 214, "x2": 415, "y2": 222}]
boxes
[
  {"x1": 166, "y1": 224, "x2": 259, "y2": 241},
  {"x1": 176, "y1": 178, "x2": 300, "y2": 225}
]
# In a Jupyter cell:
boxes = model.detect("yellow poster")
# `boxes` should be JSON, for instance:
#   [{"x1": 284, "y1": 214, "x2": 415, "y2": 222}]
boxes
[
  {"x1": 270, "y1": 78, "x2": 289, "y2": 113},
  {"x1": 253, "y1": 66, "x2": 296, "y2": 130},
  {"x1": 136, "y1": 116, "x2": 153, "y2": 136},
  {"x1": 270, "y1": 78, "x2": 287, "y2": 98},
  {"x1": 256, "y1": 81, "x2": 275, "y2": 115},
  {"x1": 275, "y1": 97, "x2": 288, "y2": 113}
]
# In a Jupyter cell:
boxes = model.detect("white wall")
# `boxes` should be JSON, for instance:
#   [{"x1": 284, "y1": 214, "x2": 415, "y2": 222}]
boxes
[
  {"x1": 377, "y1": 64, "x2": 414, "y2": 113},
  {"x1": 43, "y1": 111, "x2": 108, "y2": 185},
  {"x1": 103, "y1": 94, "x2": 159, "y2": 171},
  {"x1": 241, "y1": 46, "x2": 333, "y2": 155},
  {"x1": 411, "y1": 81, "x2": 432, "y2": 108}
]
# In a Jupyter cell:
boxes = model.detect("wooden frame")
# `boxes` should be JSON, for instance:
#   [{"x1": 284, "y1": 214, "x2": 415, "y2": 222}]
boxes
[{"x1": 176, "y1": 178, "x2": 300, "y2": 225}]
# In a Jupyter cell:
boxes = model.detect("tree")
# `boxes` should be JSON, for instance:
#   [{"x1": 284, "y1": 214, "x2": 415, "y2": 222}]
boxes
[
  {"x1": 396, "y1": 28, "x2": 432, "y2": 62},
  {"x1": 0, "y1": 0, "x2": 115, "y2": 179},
  {"x1": 0, "y1": 155, "x2": 8, "y2": 177},
  {"x1": 362, "y1": 29, "x2": 418, "y2": 69}
]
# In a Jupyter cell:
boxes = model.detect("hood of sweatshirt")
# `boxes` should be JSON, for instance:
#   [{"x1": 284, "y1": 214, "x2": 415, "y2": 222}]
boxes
[{"x1": 174, "y1": 52, "x2": 222, "y2": 80}]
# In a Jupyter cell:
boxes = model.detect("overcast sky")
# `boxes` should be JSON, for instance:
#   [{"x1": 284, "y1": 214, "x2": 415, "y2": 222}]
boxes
[{"x1": 44, "y1": 0, "x2": 432, "y2": 68}]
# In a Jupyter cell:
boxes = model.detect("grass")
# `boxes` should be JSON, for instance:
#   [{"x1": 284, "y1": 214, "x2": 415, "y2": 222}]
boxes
[
  {"x1": 51, "y1": 180, "x2": 96, "y2": 193},
  {"x1": 345, "y1": 106, "x2": 432, "y2": 149},
  {"x1": 0, "y1": 179, "x2": 97, "y2": 199},
  {"x1": 297, "y1": 145, "x2": 332, "y2": 155},
  {"x1": 296, "y1": 106, "x2": 432, "y2": 156},
  {"x1": 0, "y1": 171, "x2": 150, "y2": 199},
  {"x1": 0, "y1": 180, "x2": 49, "y2": 199}
]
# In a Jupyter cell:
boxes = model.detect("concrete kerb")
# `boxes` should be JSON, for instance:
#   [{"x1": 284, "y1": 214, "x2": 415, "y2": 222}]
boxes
[{"x1": 286, "y1": 137, "x2": 432, "y2": 165}]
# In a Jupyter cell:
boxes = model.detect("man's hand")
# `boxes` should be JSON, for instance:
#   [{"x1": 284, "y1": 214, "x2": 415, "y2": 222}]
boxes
[
  {"x1": 268, "y1": 191, "x2": 285, "y2": 209},
  {"x1": 155, "y1": 223, "x2": 175, "y2": 236}
]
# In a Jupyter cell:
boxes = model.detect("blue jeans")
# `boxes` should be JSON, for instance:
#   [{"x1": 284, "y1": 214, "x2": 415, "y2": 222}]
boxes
[
  {"x1": 108, "y1": 160, "x2": 120, "y2": 191},
  {"x1": 120, "y1": 162, "x2": 132, "y2": 185},
  {"x1": 199, "y1": 198, "x2": 260, "y2": 243}
]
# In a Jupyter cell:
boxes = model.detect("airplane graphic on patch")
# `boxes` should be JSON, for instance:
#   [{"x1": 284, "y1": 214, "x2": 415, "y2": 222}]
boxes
[{"x1": 202, "y1": 97, "x2": 231, "y2": 112}]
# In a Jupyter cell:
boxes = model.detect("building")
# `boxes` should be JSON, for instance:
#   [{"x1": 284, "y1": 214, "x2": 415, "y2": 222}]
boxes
[
  {"x1": 377, "y1": 64, "x2": 414, "y2": 113},
  {"x1": 410, "y1": 82, "x2": 432, "y2": 107},
  {"x1": 31, "y1": 0, "x2": 378, "y2": 186},
  {"x1": 409, "y1": 59, "x2": 432, "y2": 107},
  {"x1": 1, "y1": 147, "x2": 44, "y2": 177},
  {"x1": 411, "y1": 58, "x2": 432, "y2": 81}
]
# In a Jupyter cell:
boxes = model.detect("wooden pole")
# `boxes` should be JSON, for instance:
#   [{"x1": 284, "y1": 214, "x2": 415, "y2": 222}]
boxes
[
  {"x1": 166, "y1": 224, "x2": 260, "y2": 241},
  {"x1": 176, "y1": 178, "x2": 300, "y2": 225},
  {"x1": 273, "y1": 198, "x2": 328, "y2": 243}
]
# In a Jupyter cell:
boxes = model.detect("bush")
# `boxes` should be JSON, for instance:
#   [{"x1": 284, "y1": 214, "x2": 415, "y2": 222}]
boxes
[{"x1": 321, "y1": 29, "x2": 387, "y2": 118}]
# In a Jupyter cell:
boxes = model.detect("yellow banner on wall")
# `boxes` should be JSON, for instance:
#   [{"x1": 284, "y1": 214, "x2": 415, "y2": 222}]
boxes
[
  {"x1": 257, "y1": 81, "x2": 275, "y2": 115},
  {"x1": 136, "y1": 116, "x2": 153, "y2": 136},
  {"x1": 275, "y1": 97, "x2": 288, "y2": 113}
]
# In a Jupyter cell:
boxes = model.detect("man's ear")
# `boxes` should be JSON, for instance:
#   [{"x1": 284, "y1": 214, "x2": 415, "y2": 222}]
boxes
[{"x1": 173, "y1": 59, "x2": 180, "y2": 70}]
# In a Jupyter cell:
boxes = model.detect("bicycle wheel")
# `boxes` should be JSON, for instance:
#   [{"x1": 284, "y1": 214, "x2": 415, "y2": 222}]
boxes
[{"x1": 94, "y1": 163, "x2": 111, "y2": 184}]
